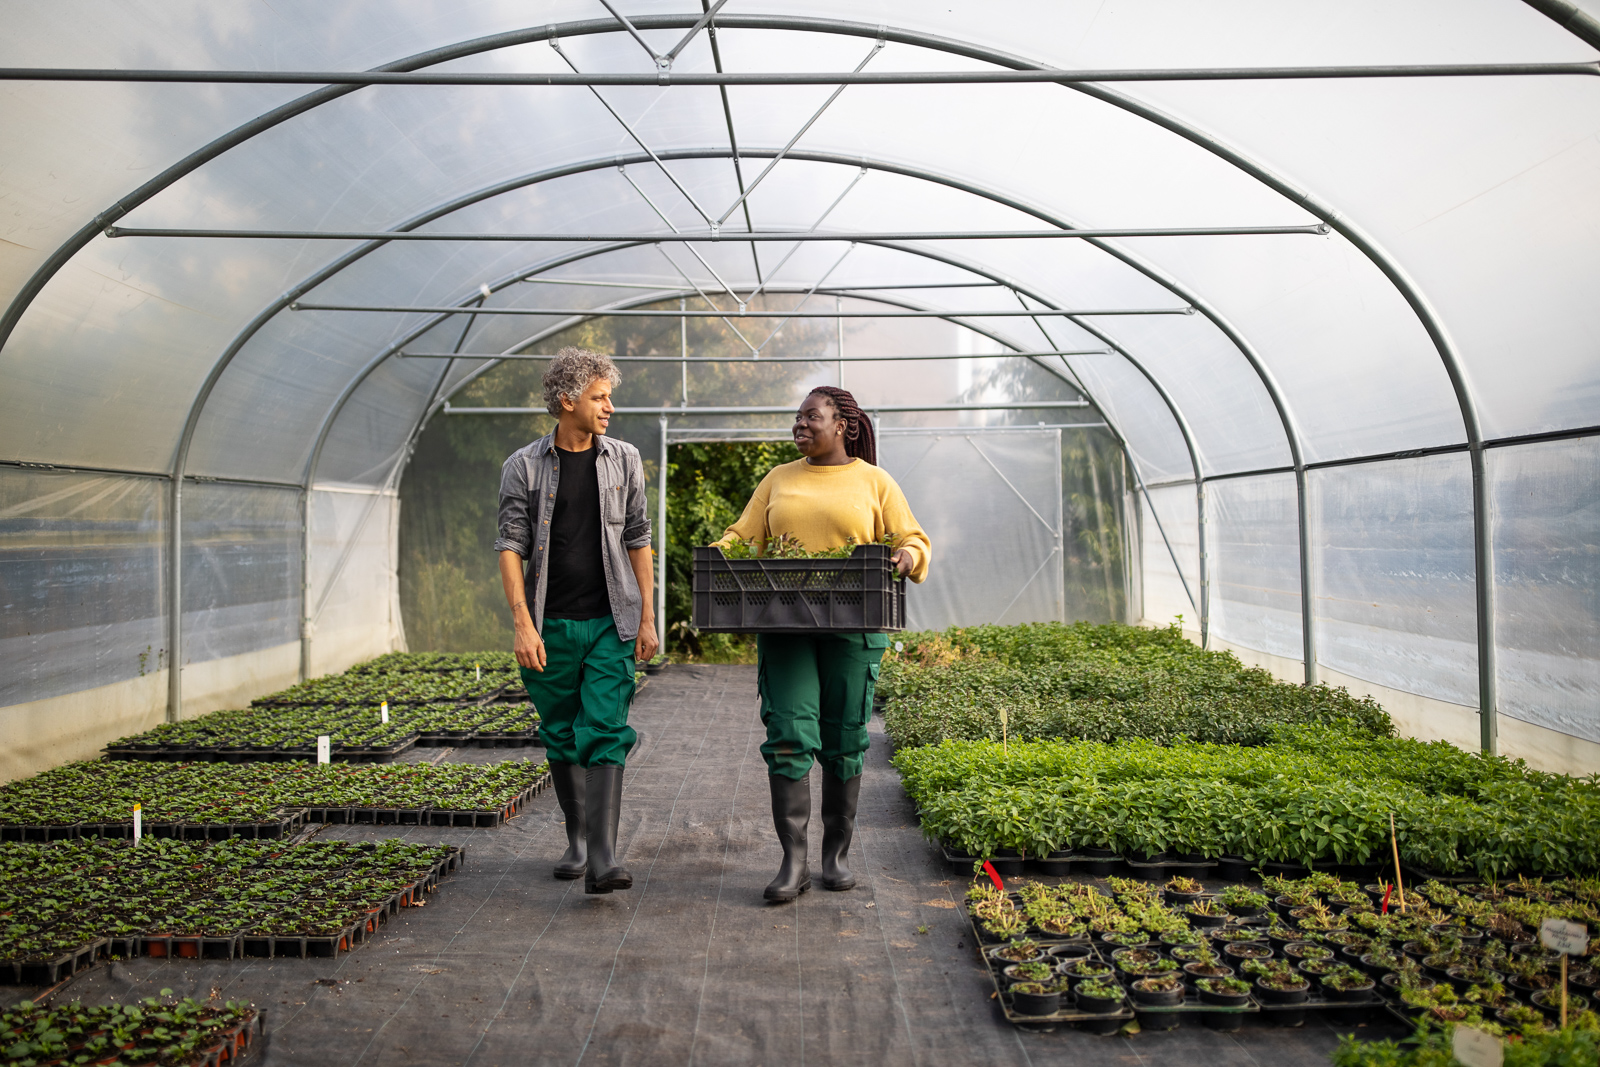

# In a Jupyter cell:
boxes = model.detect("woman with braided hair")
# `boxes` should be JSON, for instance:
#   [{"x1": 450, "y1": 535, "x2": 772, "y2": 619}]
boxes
[{"x1": 715, "y1": 387, "x2": 931, "y2": 902}]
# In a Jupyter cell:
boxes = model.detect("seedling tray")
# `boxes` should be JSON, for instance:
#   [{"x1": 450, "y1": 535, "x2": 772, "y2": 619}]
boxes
[{"x1": 691, "y1": 544, "x2": 906, "y2": 633}]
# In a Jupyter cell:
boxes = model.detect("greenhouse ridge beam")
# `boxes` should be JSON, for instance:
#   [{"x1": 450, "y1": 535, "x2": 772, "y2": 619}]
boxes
[
  {"x1": 291, "y1": 304, "x2": 1195, "y2": 318},
  {"x1": 399, "y1": 350, "x2": 1112, "y2": 362},
  {"x1": 107, "y1": 225, "x2": 1327, "y2": 241},
  {"x1": 444, "y1": 401, "x2": 1091, "y2": 415},
  {"x1": 5, "y1": 63, "x2": 1596, "y2": 85}
]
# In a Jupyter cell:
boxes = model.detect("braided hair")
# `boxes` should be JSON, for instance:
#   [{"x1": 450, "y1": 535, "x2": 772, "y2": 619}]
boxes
[{"x1": 807, "y1": 386, "x2": 877, "y2": 466}]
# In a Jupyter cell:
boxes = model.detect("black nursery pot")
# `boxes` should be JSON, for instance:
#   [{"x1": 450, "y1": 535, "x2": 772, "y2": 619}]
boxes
[
  {"x1": 1531, "y1": 990, "x2": 1589, "y2": 1019},
  {"x1": 1255, "y1": 979, "x2": 1310, "y2": 1005},
  {"x1": 1322, "y1": 976, "x2": 1377, "y2": 1002},
  {"x1": 1164, "y1": 889, "x2": 1204, "y2": 908},
  {"x1": 1187, "y1": 910, "x2": 1229, "y2": 929},
  {"x1": 1048, "y1": 943, "x2": 1093, "y2": 963},
  {"x1": 1010, "y1": 987, "x2": 1061, "y2": 1017},
  {"x1": 1074, "y1": 988, "x2": 1124, "y2": 1015},
  {"x1": 1197, "y1": 982, "x2": 1251, "y2": 1008},
  {"x1": 1131, "y1": 979, "x2": 1185, "y2": 1007}
]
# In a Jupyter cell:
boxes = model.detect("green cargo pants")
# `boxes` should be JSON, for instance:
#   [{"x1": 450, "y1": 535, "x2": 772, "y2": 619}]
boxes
[
  {"x1": 519, "y1": 616, "x2": 637, "y2": 768},
  {"x1": 756, "y1": 632, "x2": 890, "y2": 781}
]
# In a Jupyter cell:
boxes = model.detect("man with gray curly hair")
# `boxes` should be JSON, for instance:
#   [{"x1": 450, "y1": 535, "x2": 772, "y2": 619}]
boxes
[{"x1": 495, "y1": 346, "x2": 657, "y2": 895}]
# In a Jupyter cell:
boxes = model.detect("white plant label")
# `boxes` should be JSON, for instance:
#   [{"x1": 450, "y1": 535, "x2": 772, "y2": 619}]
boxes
[
  {"x1": 380, "y1": 701, "x2": 389, "y2": 724},
  {"x1": 893, "y1": 642, "x2": 903, "y2": 653},
  {"x1": 1541, "y1": 917, "x2": 1588, "y2": 955},
  {"x1": 1451, "y1": 1026, "x2": 1502, "y2": 1067},
  {"x1": 317, "y1": 735, "x2": 331, "y2": 764},
  {"x1": 476, "y1": 663, "x2": 481, "y2": 681},
  {"x1": 132, "y1": 803, "x2": 142, "y2": 844}
]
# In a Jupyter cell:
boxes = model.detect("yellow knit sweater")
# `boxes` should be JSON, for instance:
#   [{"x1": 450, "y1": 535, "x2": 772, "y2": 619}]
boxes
[{"x1": 715, "y1": 459, "x2": 932, "y2": 583}]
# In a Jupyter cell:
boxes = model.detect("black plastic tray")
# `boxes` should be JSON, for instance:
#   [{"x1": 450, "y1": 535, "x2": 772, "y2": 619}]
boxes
[{"x1": 691, "y1": 544, "x2": 905, "y2": 633}]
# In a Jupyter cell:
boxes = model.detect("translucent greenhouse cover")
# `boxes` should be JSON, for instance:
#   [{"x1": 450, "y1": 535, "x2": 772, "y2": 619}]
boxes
[{"x1": 0, "y1": 1, "x2": 1596, "y2": 765}]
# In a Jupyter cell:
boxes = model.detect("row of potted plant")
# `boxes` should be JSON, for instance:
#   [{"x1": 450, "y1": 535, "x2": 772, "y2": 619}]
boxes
[
  {"x1": 970, "y1": 871, "x2": 1597, "y2": 1032},
  {"x1": 106, "y1": 700, "x2": 537, "y2": 755},
  {"x1": 349, "y1": 651, "x2": 518, "y2": 675},
  {"x1": 0, "y1": 838, "x2": 456, "y2": 968},
  {"x1": 3, "y1": 992, "x2": 259, "y2": 1067},
  {"x1": 893, "y1": 727, "x2": 1600, "y2": 879},
  {"x1": 1331, "y1": 1017, "x2": 1599, "y2": 1067},
  {"x1": 879, "y1": 621, "x2": 1393, "y2": 749},
  {"x1": 0, "y1": 759, "x2": 548, "y2": 827},
  {"x1": 251, "y1": 667, "x2": 518, "y2": 708}
]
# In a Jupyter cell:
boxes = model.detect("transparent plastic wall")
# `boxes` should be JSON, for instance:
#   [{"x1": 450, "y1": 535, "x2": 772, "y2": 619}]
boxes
[
  {"x1": 179, "y1": 483, "x2": 300, "y2": 666},
  {"x1": 1207, "y1": 474, "x2": 1303, "y2": 662},
  {"x1": 1310, "y1": 455, "x2": 1478, "y2": 707},
  {"x1": 878, "y1": 428, "x2": 1063, "y2": 632},
  {"x1": 0, "y1": 468, "x2": 166, "y2": 707},
  {"x1": 1138, "y1": 484, "x2": 1199, "y2": 632},
  {"x1": 306, "y1": 488, "x2": 405, "y2": 674},
  {"x1": 1489, "y1": 436, "x2": 1600, "y2": 744}
]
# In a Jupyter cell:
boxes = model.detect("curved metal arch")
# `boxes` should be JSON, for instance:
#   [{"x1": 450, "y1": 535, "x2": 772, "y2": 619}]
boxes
[{"x1": 5, "y1": 13, "x2": 1476, "y2": 727}]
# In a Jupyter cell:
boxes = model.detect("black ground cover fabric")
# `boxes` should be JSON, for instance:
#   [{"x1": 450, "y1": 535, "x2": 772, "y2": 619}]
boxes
[{"x1": 23, "y1": 666, "x2": 1404, "y2": 1065}]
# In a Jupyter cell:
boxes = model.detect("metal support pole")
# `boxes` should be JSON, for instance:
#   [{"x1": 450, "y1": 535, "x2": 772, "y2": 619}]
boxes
[
  {"x1": 680, "y1": 299, "x2": 688, "y2": 405},
  {"x1": 1297, "y1": 467, "x2": 1317, "y2": 685},
  {"x1": 1472, "y1": 445, "x2": 1498, "y2": 755},
  {"x1": 166, "y1": 476, "x2": 182, "y2": 722},
  {"x1": 837, "y1": 295, "x2": 844, "y2": 387},
  {"x1": 658, "y1": 415, "x2": 669, "y2": 645}
]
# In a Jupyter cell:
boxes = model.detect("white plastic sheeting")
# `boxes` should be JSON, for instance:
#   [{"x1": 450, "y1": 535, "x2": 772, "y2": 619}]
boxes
[
  {"x1": 878, "y1": 429, "x2": 1064, "y2": 632},
  {"x1": 0, "y1": 2, "x2": 1594, "y2": 760}
]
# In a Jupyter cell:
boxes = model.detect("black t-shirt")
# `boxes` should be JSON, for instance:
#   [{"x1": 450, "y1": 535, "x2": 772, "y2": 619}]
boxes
[{"x1": 543, "y1": 444, "x2": 612, "y2": 621}]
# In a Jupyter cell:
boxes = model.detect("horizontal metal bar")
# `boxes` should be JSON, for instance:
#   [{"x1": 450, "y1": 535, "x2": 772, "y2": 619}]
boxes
[
  {"x1": 446, "y1": 400, "x2": 1091, "y2": 415},
  {"x1": 0, "y1": 457, "x2": 303, "y2": 489},
  {"x1": 108, "y1": 224, "x2": 1327, "y2": 242},
  {"x1": 513, "y1": 278, "x2": 1000, "y2": 293},
  {"x1": 398, "y1": 348, "x2": 1111, "y2": 362},
  {"x1": 4, "y1": 64, "x2": 1595, "y2": 85},
  {"x1": 1140, "y1": 422, "x2": 1600, "y2": 489},
  {"x1": 668, "y1": 422, "x2": 1108, "y2": 438},
  {"x1": 297, "y1": 303, "x2": 1192, "y2": 318}
]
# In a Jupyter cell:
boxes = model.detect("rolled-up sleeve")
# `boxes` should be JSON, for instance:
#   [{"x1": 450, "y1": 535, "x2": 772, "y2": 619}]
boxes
[
  {"x1": 621, "y1": 447, "x2": 653, "y2": 550},
  {"x1": 493, "y1": 454, "x2": 532, "y2": 557}
]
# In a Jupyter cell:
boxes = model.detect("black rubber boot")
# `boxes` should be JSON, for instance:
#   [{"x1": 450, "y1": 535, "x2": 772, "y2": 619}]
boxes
[
  {"x1": 547, "y1": 761, "x2": 587, "y2": 880},
  {"x1": 584, "y1": 765, "x2": 632, "y2": 894},
  {"x1": 764, "y1": 774, "x2": 812, "y2": 902},
  {"x1": 819, "y1": 770, "x2": 861, "y2": 891}
]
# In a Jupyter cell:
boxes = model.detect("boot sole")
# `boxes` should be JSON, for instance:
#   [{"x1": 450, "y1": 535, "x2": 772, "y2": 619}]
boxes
[
  {"x1": 587, "y1": 870, "x2": 633, "y2": 893},
  {"x1": 821, "y1": 878, "x2": 856, "y2": 891},
  {"x1": 764, "y1": 879, "x2": 812, "y2": 902},
  {"x1": 554, "y1": 868, "x2": 585, "y2": 880}
]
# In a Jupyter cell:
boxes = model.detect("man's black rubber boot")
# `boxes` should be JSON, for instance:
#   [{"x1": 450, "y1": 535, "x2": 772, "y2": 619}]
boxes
[
  {"x1": 584, "y1": 765, "x2": 633, "y2": 894},
  {"x1": 548, "y1": 761, "x2": 587, "y2": 880},
  {"x1": 819, "y1": 770, "x2": 861, "y2": 891},
  {"x1": 764, "y1": 773, "x2": 812, "y2": 902}
]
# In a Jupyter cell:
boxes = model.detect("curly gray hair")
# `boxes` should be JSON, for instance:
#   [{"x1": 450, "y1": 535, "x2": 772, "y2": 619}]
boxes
[{"x1": 541, "y1": 346, "x2": 621, "y2": 416}]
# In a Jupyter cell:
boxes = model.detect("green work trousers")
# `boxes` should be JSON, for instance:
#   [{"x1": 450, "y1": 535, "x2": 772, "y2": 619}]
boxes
[
  {"x1": 519, "y1": 616, "x2": 637, "y2": 768},
  {"x1": 756, "y1": 632, "x2": 890, "y2": 781}
]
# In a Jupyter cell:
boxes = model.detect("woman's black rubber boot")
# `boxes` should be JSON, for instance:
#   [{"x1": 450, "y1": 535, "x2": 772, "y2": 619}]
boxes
[
  {"x1": 584, "y1": 765, "x2": 633, "y2": 894},
  {"x1": 764, "y1": 774, "x2": 812, "y2": 902},
  {"x1": 547, "y1": 761, "x2": 587, "y2": 880},
  {"x1": 819, "y1": 770, "x2": 861, "y2": 891}
]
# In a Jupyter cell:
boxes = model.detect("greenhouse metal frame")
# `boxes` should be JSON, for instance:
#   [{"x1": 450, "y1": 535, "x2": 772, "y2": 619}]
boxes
[{"x1": 2, "y1": 2, "x2": 1597, "y2": 781}]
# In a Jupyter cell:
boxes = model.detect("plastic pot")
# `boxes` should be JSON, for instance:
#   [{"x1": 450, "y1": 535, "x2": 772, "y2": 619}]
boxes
[
  {"x1": 1321, "y1": 976, "x2": 1376, "y2": 1002},
  {"x1": 1254, "y1": 979, "x2": 1310, "y2": 1005},
  {"x1": 1074, "y1": 988, "x2": 1124, "y2": 1015},
  {"x1": 1010, "y1": 986, "x2": 1061, "y2": 1017},
  {"x1": 1196, "y1": 980, "x2": 1251, "y2": 1007},
  {"x1": 1131, "y1": 978, "x2": 1184, "y2": 1007}
]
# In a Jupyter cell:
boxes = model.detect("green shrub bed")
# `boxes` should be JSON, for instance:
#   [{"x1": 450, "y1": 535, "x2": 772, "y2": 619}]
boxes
[
  {"x1": 895, "y1": 728, "x2": 1600, "y2": 877},
  {"x1": 881, "y1": 621, "x2": 1391, "y2": 747},
  {"x1": 0, "y1": 838, "x2": 459, "y2": 981},
  {"x1": 3, "y1": 993, "x2": 262, "y2": 1067},
  {"x1": 0, "y1": 759, "x2": 548, "y2": 834},
  {"x1": 348, "y1": 651, "x2": 518, "y2": 674},
  {"x1": 1332, "y1": 1020, "x2": 1599, "y2": 1067},
  {"x1": 251, "y1": 666, "x2": 519, "y2": 707}
]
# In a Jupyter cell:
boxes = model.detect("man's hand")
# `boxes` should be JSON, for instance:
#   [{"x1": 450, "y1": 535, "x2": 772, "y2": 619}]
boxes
[
  {"x1": 891, "y1": 548, "x2": 914, "y2": 578},
  {"x1": 635, "y1": 616, "x2": 659, "y2": 664},
  {"x1": 514, "y1": 618, "x2": 547, "y2": 672}
]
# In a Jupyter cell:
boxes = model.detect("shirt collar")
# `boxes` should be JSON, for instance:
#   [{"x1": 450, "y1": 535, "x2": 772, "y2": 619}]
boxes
[{"x1": 531, "y1": 432, "x2": 615, "y2": 457}]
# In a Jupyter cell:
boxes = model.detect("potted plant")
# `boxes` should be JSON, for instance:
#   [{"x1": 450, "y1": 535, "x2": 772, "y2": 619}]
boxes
[
  {"x1": 987, "y1": 937, "x2": 1046, "y2": 965},
  {"x1": 1320, "y1": 964, "x2": 1377, "y2": 1002},
  {"x1": 1251, "y1": 960, "x2": 1311, "y2": 1005},
  {"x1": 1074, "y1": 979, "x2": 1125, "y2": 1015},
  {"x1": 1185, "y1": 900, "x2": 1230, "y2": 928},
  {"x1": 1131, "y1": 973, "x2": 1185, "y2": 1007},
  {"x1": 1196, "y1": 976, "x2": 1252, "y2": 1007},
  {"x1": 1220, "y1": 885, "x2": 1269, "y2": 917},
  {"x1": 1009, "y1": 980, "x2": 1062, "y2": 1016},
  {"x1": 1163, "y1": 876, "x2": 1204, "y2": 907}
]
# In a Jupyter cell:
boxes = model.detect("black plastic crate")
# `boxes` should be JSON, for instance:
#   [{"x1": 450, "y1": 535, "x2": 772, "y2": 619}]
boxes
[{"x1": 691, "y1": 544, "x2": 906, "y2": 633}]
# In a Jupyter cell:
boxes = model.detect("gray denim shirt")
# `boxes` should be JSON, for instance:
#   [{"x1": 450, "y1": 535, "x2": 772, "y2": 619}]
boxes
[{"x1": 493, "y1": 433, "x2": 652, "y2": 640}]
